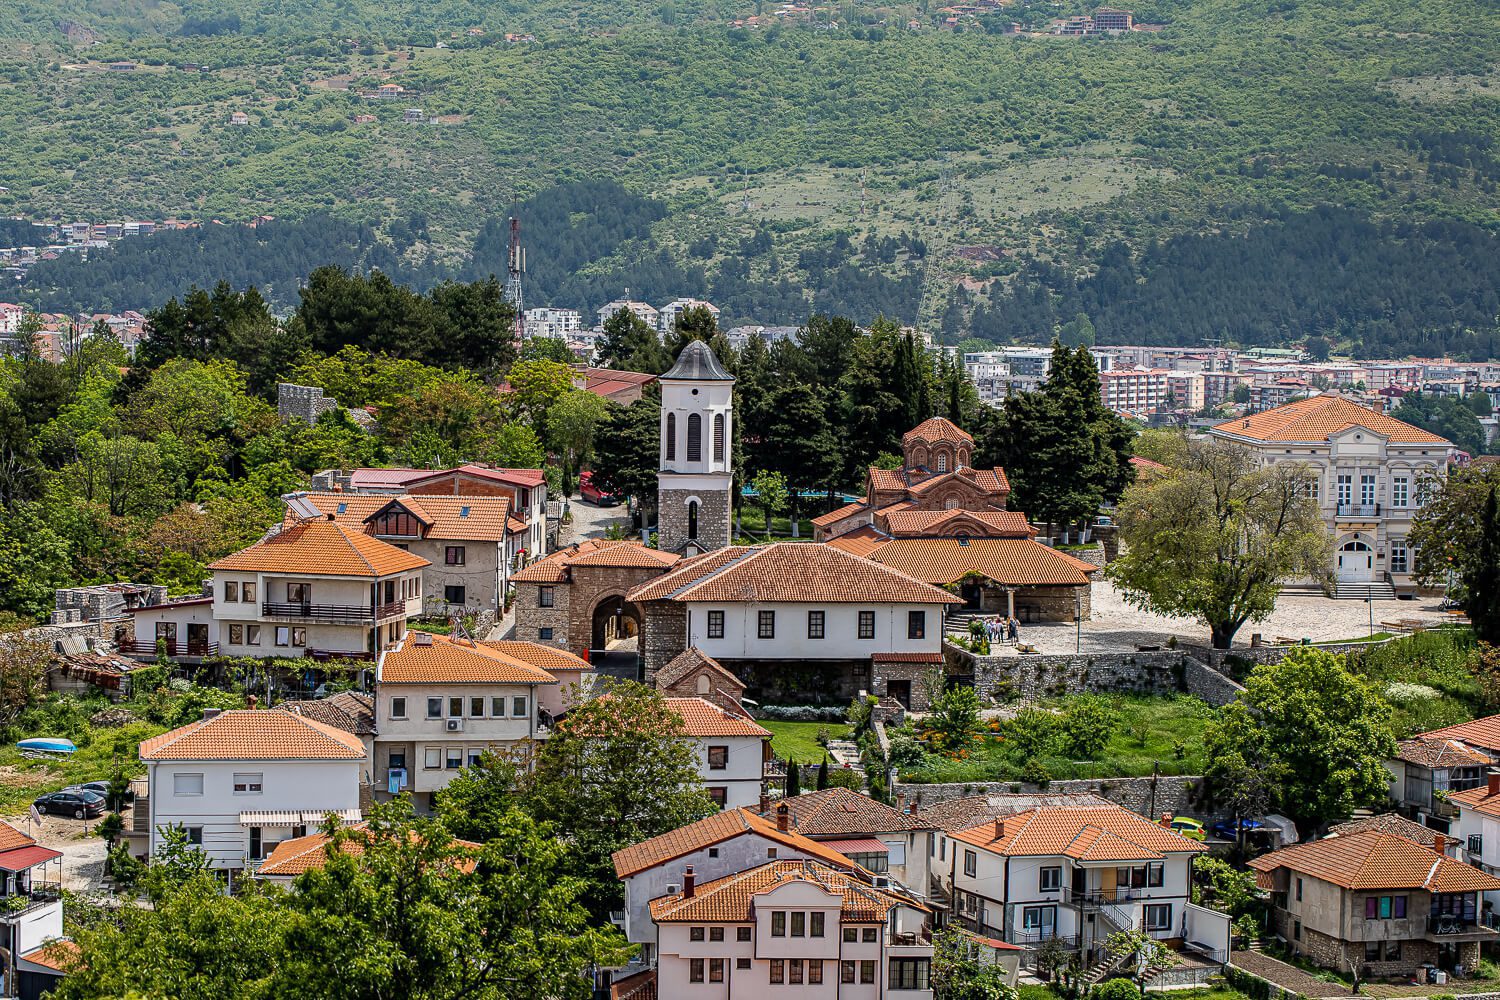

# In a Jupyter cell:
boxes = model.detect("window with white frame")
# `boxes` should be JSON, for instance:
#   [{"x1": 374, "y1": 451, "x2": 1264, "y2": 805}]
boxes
[
  {"x1": 1390, "y1": 543, "x2": 1408, "y2": 574},
  {"x1": 1040, "y1": 866, "x2": 1062, "y2": 891},
  {"x1": 427, "y1": 697, "x2": 442, "y2": 719},
  {"x1": 390, "y1": 697, "x2": 407, "y2": 719},
  {"x1": 1337, "y1": 474, "x2": 1352, "y2": 506},
  {"x1": 1360, "y1": 474, "x2": 1376, "y2": 506},
  {"x1": 423, "y1": 748, "x2": 442, "y2": 769},
  {"x1": 233, "y1": 772, "x2": 263, "y2": 794},
  {"x1": 1144, "y1": 903, "x2": 1172, "y2": 931},
  {"x1": 512, "y1": 696, "x2": 527, "y2": 718},
  {"x1": 174, "y1": 772, "x2": 204, "y2": 796},
  {"x1": 1392, "y1": 476, "x2": 1409, "y2": 508}
]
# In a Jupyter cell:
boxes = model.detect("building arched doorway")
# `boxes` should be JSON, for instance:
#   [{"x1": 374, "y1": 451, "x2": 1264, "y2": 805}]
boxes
[
  {"x1": 590, "y1": 595, "x2": 642, "y2": 677},
  {"x1": 1336, "y1": 539, "x2": 1374, "y2": 583}
]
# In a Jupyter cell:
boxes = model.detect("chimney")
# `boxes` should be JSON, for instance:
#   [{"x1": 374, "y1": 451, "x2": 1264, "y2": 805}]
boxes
[
  {"x1": 759, "y1": 793, "x2": 770, "y2": 814},
  {"x1": 777, "y1": 803, "x2": 791, "y2": 833},
  {"x1": 202, "y1": 707, "x2": 222, "y2": 721},
  {"x1": 247, "y1": 694, "x2": 258, "y2": 709},
  {"x1": 994, "y1": 817, "x2": 1005, "y2": 839},
  {"x1": 1487, "y1": 769, "x2": 1500, "y2": 797},
  {"x1": 1433, "y1": 832, "x2": 1449, "y2": 856},
  {"x1": 683, "y1": 865, "x2": 696, "y2": 898},
  {"x1": 896, "y1": 792, "x2": 906, "y2": 811},
  {"x1": 1161, "y1": 812, "x2": 1173, "y2": 828},
  {"x1": 326, "y1": 512, "x2": 336, "y2": 521}
]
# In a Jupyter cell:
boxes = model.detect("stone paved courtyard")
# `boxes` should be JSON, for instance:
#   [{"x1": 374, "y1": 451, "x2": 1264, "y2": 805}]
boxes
[{"x1": 993, "y1": 581, "x2": 1458, "y2": 656}]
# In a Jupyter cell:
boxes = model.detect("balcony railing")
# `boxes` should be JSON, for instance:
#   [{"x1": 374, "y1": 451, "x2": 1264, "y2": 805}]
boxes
[
  {"x1": 1, "y1": 881, "x2": 62, "y2": 919},
  {"x1": 305, "y1": 648, "x2": 376, "y2": 662},
  {"x1": 263, "y1": 601, "x2": 405, "y2": 623},
  {"x1": 1065, "y1": 888, "x2": 1142, "y2": 909},
  {"x1": 120, "y1": 639, "x2": 218, "y2": 658},
  {"x1": 1336, "y1": 503, "x2": 1381, "y2": 517}
]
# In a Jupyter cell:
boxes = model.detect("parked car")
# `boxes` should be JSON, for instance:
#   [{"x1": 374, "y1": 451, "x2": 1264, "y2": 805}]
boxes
[
  {"x1": 67, "y1": 781, "x2": 133, "y2": 805},
  {"x1": 34, "y1": 789, "x2": 106, "y2": 819},
  {"x1": 1211, "y1": 818, "x2": 1265, "y2": 841},
  {"x1": 579, "y1": 472, "x2": 621, "y2": 507},
  {"x1": 1168, "y1": 816, "x2": 1206, "y2": 841}
]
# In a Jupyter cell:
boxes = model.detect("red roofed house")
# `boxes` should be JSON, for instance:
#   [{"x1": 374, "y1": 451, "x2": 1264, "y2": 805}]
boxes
[
  {"x1": 281, "y1": 491, "x2": 528, "y2": 616},
  {"x1": 1250, "y1": 829, "x2": 1500, "y2": 977},
  {"x1": 936, "y1": 803, "x2": 1220, "y2": 968},
  {"x1": 664, "y1": 696, "x2": 770, "y2": 810},
  {"x1": 371, "y1": 631, "x2": 582, "y2": 810},
  {"x1": 1210, "y1": 394, "x2": 1458, "y2": 597},
  {"x1": 125, "y1": 515, "x2": 428, "y2": 662},
  {"x1": 132, "y1": 708, "x2": 366, "y2": 870},
  {"x1": 0, "y1": 820, "x2": 68, "y2": 998}
]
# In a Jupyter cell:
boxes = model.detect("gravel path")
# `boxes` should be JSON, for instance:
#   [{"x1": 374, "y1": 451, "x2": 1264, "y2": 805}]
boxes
[
  {"x1": 1, "y1": 811, "x2": 109, "y2": 892},
  {"x1": 991, "y1": 581, "x2": 1455, "y2": 656}
]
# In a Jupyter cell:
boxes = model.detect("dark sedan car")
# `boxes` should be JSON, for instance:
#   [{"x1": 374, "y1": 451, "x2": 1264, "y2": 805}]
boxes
[{"x1": 34, "y1": 789, "x2": 106, "y2": 819}]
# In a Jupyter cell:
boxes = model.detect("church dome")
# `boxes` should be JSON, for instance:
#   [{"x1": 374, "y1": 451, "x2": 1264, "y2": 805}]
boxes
[{"x1": 663, "y1": 340, "x2": 734, "y2": 381}]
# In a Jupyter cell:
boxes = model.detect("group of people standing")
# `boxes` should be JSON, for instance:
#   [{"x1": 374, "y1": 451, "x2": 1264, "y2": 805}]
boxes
[{"x1": 984, "y1": 616, "x2": 1020, "y2": 644}]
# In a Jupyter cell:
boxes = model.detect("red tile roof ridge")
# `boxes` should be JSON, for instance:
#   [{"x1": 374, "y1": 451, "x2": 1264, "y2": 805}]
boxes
[
  {"x1": 611, "y1": 806, "x2": 860, "y2": 878},
  {"x1": 139, "y1": 709, "x2": 367, "y2": 760}
]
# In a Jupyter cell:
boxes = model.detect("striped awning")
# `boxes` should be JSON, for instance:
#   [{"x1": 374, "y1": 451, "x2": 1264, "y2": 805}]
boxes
[
  {"x1": 239, "y1": 811, "x2": 301, "y2": 826},
  {"x1": 302, "y1": 808, "x2": 362, "y2": 824}
]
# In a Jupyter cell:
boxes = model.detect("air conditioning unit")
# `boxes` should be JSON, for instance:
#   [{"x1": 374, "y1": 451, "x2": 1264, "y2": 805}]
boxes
[
  {"x1": 445, "y1": 719, "x2": 463, "y2": 732},
  {"x1": 666, "y1": 883, "x2": 681, "y2": 896}
]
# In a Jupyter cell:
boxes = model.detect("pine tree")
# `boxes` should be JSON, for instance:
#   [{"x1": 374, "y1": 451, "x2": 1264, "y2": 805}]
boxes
[
  {"x1": 816, "y1": 756, "x2": 829, "y2": 790},
  {"x1": 1473, "y1": 486, "x2": 1500, "y2": 644},
  {"x1": 785, "y1": 758, "x2": 801, "y2": 798}
]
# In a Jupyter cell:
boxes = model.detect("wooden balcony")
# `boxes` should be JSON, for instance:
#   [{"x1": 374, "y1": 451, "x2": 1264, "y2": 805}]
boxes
[
  {"x1": 262, "y1": 601, "x2": 405, "y2": 624},
  {"x1": 119, "y1": 640, "x2": 218, "y2": 658}
]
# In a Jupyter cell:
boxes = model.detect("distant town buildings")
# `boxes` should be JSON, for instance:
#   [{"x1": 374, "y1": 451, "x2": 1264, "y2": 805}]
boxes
[{"x1": 523, "y1": 306, "x2": 582, "y2": 341}]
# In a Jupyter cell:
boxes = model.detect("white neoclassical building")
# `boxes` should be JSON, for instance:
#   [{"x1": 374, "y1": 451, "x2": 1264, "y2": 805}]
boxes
[{"x1": 1211, "y1": 394, "x2": 1457, "y2": 597}]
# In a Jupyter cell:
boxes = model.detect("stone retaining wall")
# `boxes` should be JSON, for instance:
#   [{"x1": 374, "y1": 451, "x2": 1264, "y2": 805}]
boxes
[
  {"x1": 1183, "y1": 637, "x2": 1399, "y2": 673},
  {"x1": 946, "y1": 645, "x2": 1245, "y2": 707},
  {"x1": 896, "y1": 773, "x2": 1208, "y2": 821}
]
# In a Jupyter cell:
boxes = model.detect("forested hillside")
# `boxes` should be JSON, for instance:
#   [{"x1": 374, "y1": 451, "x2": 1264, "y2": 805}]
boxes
[{"x1": 1, "y1": 0, "x2": 1497, "y2": 350}]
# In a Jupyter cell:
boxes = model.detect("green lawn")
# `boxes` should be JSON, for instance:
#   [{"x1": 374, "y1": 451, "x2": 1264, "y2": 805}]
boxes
[
  {"x1": 0, "y1": 720, "x2": 167, "y2": 814},
  {"x1": 761, "y1": 721, "x2": 851, "y2": 764},
  {"x1": 900, "y1": 694, "x2": 1212, "y2": 784}
]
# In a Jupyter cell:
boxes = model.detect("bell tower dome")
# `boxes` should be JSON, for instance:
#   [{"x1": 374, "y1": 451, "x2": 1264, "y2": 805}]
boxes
[{"x1": 657, "y1": 340, "x2": 734, "y2": 555}]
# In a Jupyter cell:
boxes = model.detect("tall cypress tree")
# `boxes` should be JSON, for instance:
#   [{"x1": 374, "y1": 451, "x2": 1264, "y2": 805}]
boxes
[{"x1": 785, "y1": 759, "x2": 802, "y2": 798}]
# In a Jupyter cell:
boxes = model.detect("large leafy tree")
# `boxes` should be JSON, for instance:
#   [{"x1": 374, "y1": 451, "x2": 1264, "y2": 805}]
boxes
[
  {"x1": 1206, "y1": 648, "x2": 1396, "y2": 832},
  {"x1": 1107, "y1": 436, "x2": 1330, "y2": 648},
  {"x1": 1393, "y1": 392, "x2": 1487, "y2": 457},
  {"x1": 589, "y1": 389, "x2": 661, "y2": 513},
  {"x1": 595, "y1": 308, "x2": 671, "y2": 375},
  {"x1": 1410, "y1": 463, "x2": 1500, "y2": 643},
  {"x1": 526, "y1": 681, "x2": 717, "y2": 918}
]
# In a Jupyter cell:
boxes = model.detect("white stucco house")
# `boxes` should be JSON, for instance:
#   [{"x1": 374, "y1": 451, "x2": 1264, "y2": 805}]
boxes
[
  {"x1": 665, "y1": 696, "x2": 770, "y2": 810},
  {"x1": 133, "y1": 708, "x2": 366, "y2": 869}
]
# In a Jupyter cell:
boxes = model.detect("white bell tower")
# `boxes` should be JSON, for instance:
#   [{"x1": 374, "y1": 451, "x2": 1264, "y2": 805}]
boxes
[{"x1": 657, "y1": 340, "x2": 734, "y2": 555}]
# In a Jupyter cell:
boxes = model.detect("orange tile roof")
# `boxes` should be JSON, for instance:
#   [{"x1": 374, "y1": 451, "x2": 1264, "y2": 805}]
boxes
[
  {"x1": 612, "y1": 807, "x2": 860, "y2": 878},
  {"x1": 949, "y1": 804, "x2": 1204, "y2": 859},
  {"x1": 0, "y1": 821, "x2": 35, "y2": 853},
  {"x1": 664, "y1": 697, "x2": 769, "y2": 738},
  {"x1": 882, "y1": 510, "x2": 1033, "y2": 538},
  {"x1": 1328, "y1": 813, "x2": 1444, "y2": 842},
  {"x1": 811, "y1": 501, "x2": 869, "y2": 528},
  {"x1": 209, "y1": 519, "x2": 429, "y2": 578},
  {"x1": 904, "y1": 417, "x2": 974, "y2": 445},
  {"x1": 824, "y1": 525, "x2": 890, "y2": 558},
  {"x1": 20, "y1": 940, "x2": 79, "y2": 973},
  {"x1": 257, "y1": 822, "x2": 482, "y2": 876},
  {"x1": 863, "y1": 538, "x2": 1096, "y2": 586},
  {"x1": 755, "y1": 787, "x2": 932, "y2": 835},
  {"x1": 1444, "y1": 784, "x2": 1500, "y2": 820},
  {"x1": 611, "y1": 970, "x2": 658, "y2": 1000},
  {"x1": 907, "y1": 467, "x2": 1010, "y2": 496},
  {"x1": 284, "y1": 492, "x2": 514, "y2": 542},
  {"x1": 512, "y1": 539, "x2": 679, "y2": 583},
  {"x1": 404, "y1": 465, "x2": 546, "y2": 489},
  {"x1": 379, "y1": 633, "x2": 556, "y2": 685},
  {"x1": 649, "y1": 859, "x2": 912, "y2": 923},
  {"x1": 1212, "y1": 395, "x2": 1451, "y2": 445},
  {"x1": 1421, "y1": 714, "x2": 1500, "y2": 752},
  {"x1": 1396, "y1": 737, "x2": 1493, "y2": 769},
  {"x1": 139, "y1": 710, "x2": 366, "y2": 760},
  {"x1": 626, "y1": 543, "x2": 961, "y2": 605},
  {"x1": 869, "y1": 467, "x2": 928, "y2": 492},
  {"x1": 1248, "y1": 830, "x2": 1500, "y2": 892},
  {"x1": 480, "y1": 641, "x2": 591, "y2": 673}
]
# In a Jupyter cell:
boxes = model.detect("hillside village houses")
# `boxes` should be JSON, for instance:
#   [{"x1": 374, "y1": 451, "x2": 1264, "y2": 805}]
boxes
[
  {"x1": 1209, "y1": 394, "x2": 1459, "y2": 598},
  {"x1": 0, "y1": 820, "x2": 69, "y2": 1000}
]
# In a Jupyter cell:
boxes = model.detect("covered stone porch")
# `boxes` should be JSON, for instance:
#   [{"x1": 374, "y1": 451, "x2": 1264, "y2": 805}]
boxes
[{"x1": 951, "y1": 574, "x2": 1091, "y2": 623}]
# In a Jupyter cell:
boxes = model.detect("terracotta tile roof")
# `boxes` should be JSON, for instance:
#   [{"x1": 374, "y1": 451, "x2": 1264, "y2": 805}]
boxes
[
  {"x1": 655, "y1": 648, "x2": 744, "y2": 692},
  {"x1": 863, "y1": 538, "x2": 1096, "y2": 587},
  {"x1": 756, "y1": 787, "x2": 932, "y2": 835},
  {"x1": 347, "y1": 468, "x2": 428, "y2": 489},
  {"x1": 1421, "y1": 714, "x2": 1500, "y2": 752},
  {"x1": 209, "y1": 519, "x2": 429, "y2": 578},
  {"x1": 257, "y1": 822, "x2": 482, "y2": 877},
  {"x1": 1130, "y1": 456, "x2": 1169, "y2": 472},
  {"x1": 1248, "y1": 830, "x2": 1500, "y2": 892},
  {"x1": 480, "y1": 641, "x2": 591, "y2": 673},
  {"x1": 904, "y1": 417, "x2": 974, "y2": 445},
  {"x1": 20, "y1": 940, "x2": 79, "y2": 973},
  {"x1": 1212, "y1": 395, "x2": 1451, "y2": 445},
  {"x1": 1328, "y1": 813, "x2": 1447, "y2": 843},
  {"x1": 824, "y1": 525, "x2": 890, "y2": 558},
  {"x1": 404, "y1": 464, "x2": 547, "y2": 489},
  {"x1": 611, "y1": 970, "x2": 658, "y2": 1000},
  {"x1": 139, "y1": 709, "x2": 366, "y2": 760},
  {"x1": 626, "y1": 543, "x2": 961, "y2": 605},
  {"x1": 275, "y1": 691, "x2": 376, "y2": 736},
  {"x1": 650, "y1": 859, "x2": 910, "y2": 923},
  {"x1": 612, "y1": 807, "x2": 860, "y2": 878},
  {"x1": 506, "y1": 514, "x2": 530, "y2": 535},
  {"x1": 871, "y1": 652, "x2": 943, "y2": 663},
  {"x1": 907, "y1": 467, "x2": 1010, "y2": 495},
  {"x1": 868, "y1": 467, "x2": 929, "y2": 492},
  {"x1": 512, "y1": 539, "x2": 679, "y2": 583},
  {"x1": 811, "y1": 501, "x2": 870, "y2": 528},
  {"x1": 665, "y1": 697, "x2": 770, "y2": 738},
  {"x1": 379, "y1": 633, "x2": 556, "y2": 685},
  {"x1": 0, "y1": 821, "x2": 35, "y2": 853},
  {"x1": 948, "y1": 804, "x2": 1204, "y2": 859},
  {"x1": 1444, "y1": 784, "x2": 1500, "y2": 820},
  {"x1": 283, "y1": 492, "x2": 513, "y2": 542},
  {"x1": 1396, "y1": 737, "x2": 1493, "y2": 769},
  {"x1": 882, "y1": 510, "x2": 1033, "y2": 538}
]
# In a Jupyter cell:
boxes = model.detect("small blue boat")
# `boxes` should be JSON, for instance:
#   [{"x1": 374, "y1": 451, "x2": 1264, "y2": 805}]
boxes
[{"x1": 17, "y1": 738, "x2": 77, "y2": 755}]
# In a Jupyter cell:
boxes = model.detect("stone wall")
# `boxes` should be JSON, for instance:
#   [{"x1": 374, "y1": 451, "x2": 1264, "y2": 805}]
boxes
[
  {"x1": 948, "y1": 645, "x2": 1245, "y2": 707},
  {"x1": 657, "y1": 487, "x2": 731, "y2": 555},
  {"x1": 277, "y1": 382, "x2": 340, "y2": 424},
  {"x1": 53, "y1": 583, "x2": 166, "y2": 624},
  {"x1": 513, "y1": 581, "x2": 572, "y2": 651},
  {"x1": 975, "y1": 583, "x2": 1091, "y2": 622},
  {"x1": 1184, "y1": 637, "x2": 1399, "y2": 675},
  {"x1": 641, "y1": 600, "x2": 688, "y2": 681},
  {"x1": 898, "y1": 773, "x2": 1208, "y2": 821}
]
